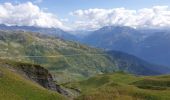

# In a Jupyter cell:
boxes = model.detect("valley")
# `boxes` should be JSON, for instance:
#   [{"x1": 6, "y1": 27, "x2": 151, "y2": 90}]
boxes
[
  {"x1": 0, "y1": 29, "x2": 170, "y2": 100},
  {"x1": 79, "y1": 26, "x2": 170, "y2": 66},
  {"x1": 0, "y1": 30, "x2": 169, "y2": 83},
  {"x1": 0, "y1": 1, "x2": 170, "y2": 100}
]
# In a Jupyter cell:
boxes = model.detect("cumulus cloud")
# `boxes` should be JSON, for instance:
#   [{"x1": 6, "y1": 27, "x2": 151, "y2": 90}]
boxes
[
  {"x1": 0, "y1": 2, "x2": 69, "y2": 30},
  {"x1": 71, "y1": 6, "x2": 170, "y2": 30},
  {"x1": 0, "y1": 2, "x2": 170, "y2": 31}
]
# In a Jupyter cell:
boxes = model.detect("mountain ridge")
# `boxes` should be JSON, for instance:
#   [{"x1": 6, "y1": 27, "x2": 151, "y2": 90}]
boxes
[
  {"x1": 80, "y1": 26, "x2": 170, "y2": 66},
  {"x1": 0, "y1": 30, "x2": 169, "y2": 83},
  {"x1": 0, "y1": 24, "x2": 77, "y2": 41}
]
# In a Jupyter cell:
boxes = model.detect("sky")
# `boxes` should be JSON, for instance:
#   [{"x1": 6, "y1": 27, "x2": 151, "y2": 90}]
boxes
[
  {"x1": 1, "y1": 0, "x2": 170, "y2": 18},
  {"x1": 0, "y1": 0, "x2": 170, "y2": 30}
]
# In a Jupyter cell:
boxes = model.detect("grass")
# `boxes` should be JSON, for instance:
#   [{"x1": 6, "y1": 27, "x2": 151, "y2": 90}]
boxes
[
  {"x1": 0, "y1": 30, "x2": 118, "y2": 83},
  {"x1": 0, "y1": 65, "x2": 66, "y2": 100},
  {"x1": 0, "y1": 30, "x2": 165, "y2": 84},
  {"x1": 64, "y1": 72, "x2": 170, "y2": 100}
]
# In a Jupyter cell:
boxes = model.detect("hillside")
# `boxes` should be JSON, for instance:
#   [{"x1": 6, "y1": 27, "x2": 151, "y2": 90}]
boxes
[
  {"x1": 0, "y1": 30, "x2": 168, "y2": 83},
  {"x1": 64, "y1": 72, "x2": 170, "y2": 100},
  {"x1": 0, "y1": 30, "x2": 117, "y2": 83},
  {"x1": 0, "y1": 59, "x2": 66, "y2": 100},
  {"x1": 80, "y1": 26, "x2": 170, "y2": 66},
  {"x1": 107, "y1": 51, "x2": 170, "y2": 75}
]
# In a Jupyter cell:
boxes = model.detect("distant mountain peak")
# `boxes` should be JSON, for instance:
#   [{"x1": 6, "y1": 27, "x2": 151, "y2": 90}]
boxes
[
  {"x1": 0, "y1": 24, "x2": 77, "y2": 41},
  {"x1": 80, "y1": 25, "x2": 170, "y2": 66}
]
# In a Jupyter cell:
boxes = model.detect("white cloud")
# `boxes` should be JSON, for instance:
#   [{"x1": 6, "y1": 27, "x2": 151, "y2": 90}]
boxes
[
  {"x1": 71, "y1": 6, "x2": 170, "y2": 30},
  {"x1": 0, "y1": 2, "x2": 170, "y2": 31},
  {"x1": 0, "y1": 2, "x2": 69, "y2": 30}
]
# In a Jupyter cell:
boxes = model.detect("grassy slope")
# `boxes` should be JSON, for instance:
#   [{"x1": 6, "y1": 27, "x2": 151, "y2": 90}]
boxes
[
  {"x1": 0, "y1": 30, "x2": 167, "y2": 84},
  {"x1": 64, "y1": 72, "x2": 170, "y2": 100},
  {"x1": 0, "y1": 30, "x2": 117, "y2": 83},
  {"x1": 0, "y1": 64, "x2": 66, "y2": 100}
]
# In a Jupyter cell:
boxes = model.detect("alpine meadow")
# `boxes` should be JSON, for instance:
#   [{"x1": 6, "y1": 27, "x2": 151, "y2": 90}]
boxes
[{"x1": 0, "y1": 0, "x2": 170, "y2": 100}]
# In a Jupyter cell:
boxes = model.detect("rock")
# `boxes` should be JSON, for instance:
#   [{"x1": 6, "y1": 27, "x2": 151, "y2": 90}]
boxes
[
  {"x1": 0, "y1": 59, "x2": 69, "y2": 96},
  {"x1": 56, "y1": 84, "x2": 69, "y2": 96},
  {"x1": 14, "y1": 63, "x2": 69, "y2": 96}
]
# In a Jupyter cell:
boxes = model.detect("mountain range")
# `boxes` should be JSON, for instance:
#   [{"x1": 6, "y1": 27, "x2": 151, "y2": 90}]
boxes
[
  {"x1": 0, "y1": 30, "x2": 169, "y2": 84},
  {"x1": 0, "y1": 24, "x2": 170, "y2": 67},
  {"x1": 0, "y1": 26, "x2": 170, "y2": 99},
  {"x1": 79, "y1": 26, "x2": 170, "y2": 67},
  {"x1": 0, "y1": 24, "x2": 77, "y2": 41}
]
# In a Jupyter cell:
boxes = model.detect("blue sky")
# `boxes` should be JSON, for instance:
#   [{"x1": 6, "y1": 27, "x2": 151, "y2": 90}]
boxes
[
  {"x1": 0, "y1": 0, "x2": 170, "y2": 30},
  {"x1": 1, "y1": 0, "x2": 170, "y2": 18}
]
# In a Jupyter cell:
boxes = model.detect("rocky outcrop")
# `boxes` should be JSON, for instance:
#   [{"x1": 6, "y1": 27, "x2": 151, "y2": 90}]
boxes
[
  {"x1": 0, "y1": 60, "x2": 68, "y2": 96},
  {"x1": 15, "y1": 63, "x2": 68, "y2": 96}
]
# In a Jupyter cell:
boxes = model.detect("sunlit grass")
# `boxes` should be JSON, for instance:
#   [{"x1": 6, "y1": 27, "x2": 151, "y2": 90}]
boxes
[
  {"x1": 0, "y1": 65, "x2": 66, "y2": 100},
  {"x1": 64, "y1": 73, "x2": 170, "y2": 100}
]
